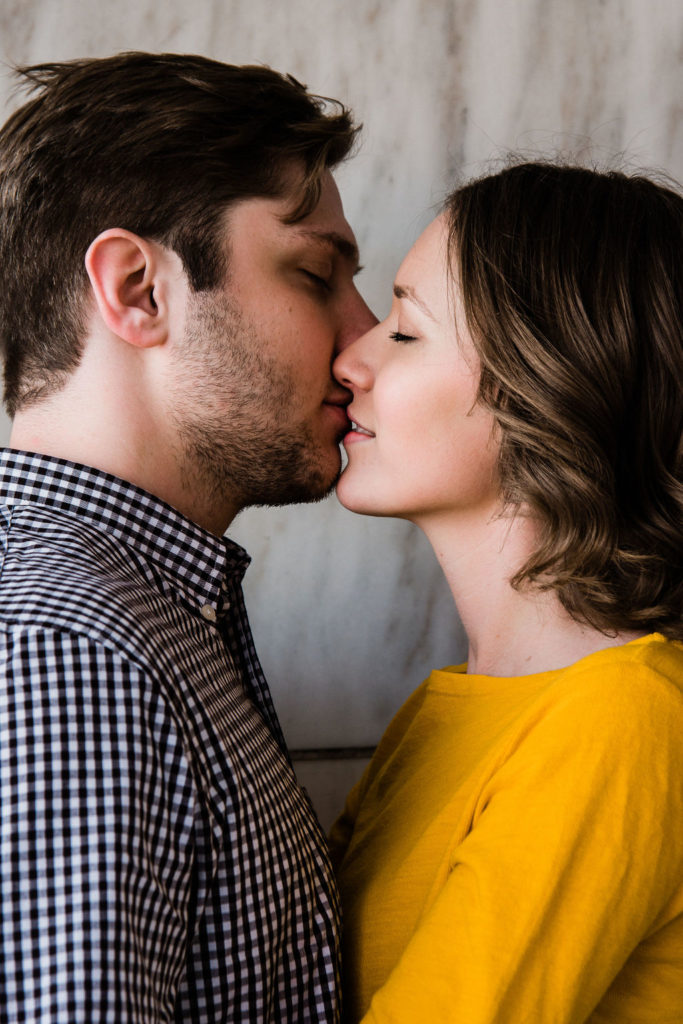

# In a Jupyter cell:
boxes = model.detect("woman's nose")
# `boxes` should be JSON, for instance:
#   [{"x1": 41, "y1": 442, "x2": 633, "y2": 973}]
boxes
[{"x1": 333, "y1": 321, "x2": 379, "y2": 390}]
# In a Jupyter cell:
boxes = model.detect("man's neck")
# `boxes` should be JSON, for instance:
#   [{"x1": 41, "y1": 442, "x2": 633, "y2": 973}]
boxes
[{"x1": 10, "y1": 388, "x2": 238, "y2": 537}]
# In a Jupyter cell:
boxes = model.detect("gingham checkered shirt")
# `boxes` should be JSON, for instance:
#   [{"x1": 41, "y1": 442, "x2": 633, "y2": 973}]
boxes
[{"x1": 0, "y1": 449, "x2": 341, "y2": 1023}]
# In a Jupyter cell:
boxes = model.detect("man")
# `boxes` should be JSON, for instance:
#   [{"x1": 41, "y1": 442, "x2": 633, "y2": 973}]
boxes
[{"x1": 0, "y1": 53, "x2": 375, "y2": 1022}]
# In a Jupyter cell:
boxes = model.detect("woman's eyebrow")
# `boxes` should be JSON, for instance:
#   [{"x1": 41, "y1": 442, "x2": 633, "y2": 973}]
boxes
[{"x1": 393, "y1": 283, "x2": 437, "y2": 322}]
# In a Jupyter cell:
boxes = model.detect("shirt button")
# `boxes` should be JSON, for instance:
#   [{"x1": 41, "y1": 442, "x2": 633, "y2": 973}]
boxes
[{"x1": 200, "y1": 604, "x2": 217, "y2": 623}]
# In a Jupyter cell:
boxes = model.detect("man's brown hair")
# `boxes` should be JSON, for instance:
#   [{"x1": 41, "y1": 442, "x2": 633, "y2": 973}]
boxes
[
  {"x1": 446, "y1": 161, "x2": 682, "y2": 640},
  {"x1": 0, "y1": 52, "x2": 359, "y2": 414}
]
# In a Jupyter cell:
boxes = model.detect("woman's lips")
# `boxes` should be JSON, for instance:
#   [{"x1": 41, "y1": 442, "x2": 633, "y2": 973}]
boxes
[{"x1": 343, "y1": 418, "x2": 375, "y2": 444}]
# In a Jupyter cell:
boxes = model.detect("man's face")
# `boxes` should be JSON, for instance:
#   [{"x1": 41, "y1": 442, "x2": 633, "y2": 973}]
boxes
[{"x1": 168, "y1": 172, "x2": 376, "y2": 526}]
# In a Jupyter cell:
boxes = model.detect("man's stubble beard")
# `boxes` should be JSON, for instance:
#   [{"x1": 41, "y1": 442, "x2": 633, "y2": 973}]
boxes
[{"x1": 170, "y1": 288, "x2": 342, "y2": 515}]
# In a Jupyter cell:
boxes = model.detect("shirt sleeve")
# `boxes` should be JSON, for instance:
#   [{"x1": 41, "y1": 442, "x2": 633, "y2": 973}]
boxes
[
  {"x1": 360, "y1": 664, "x2": 683, "y2": 1024},
  {"x1": 0, "y1": 626, "x2": 198, "y2": 1022}
]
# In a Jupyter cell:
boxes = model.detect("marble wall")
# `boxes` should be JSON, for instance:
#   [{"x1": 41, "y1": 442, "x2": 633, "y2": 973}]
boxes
[{"x1": 0, "y1": 0, "x2": 681, "y2": 825}]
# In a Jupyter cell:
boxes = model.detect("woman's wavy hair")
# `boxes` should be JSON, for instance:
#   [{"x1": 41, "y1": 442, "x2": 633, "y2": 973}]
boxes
[
  {"x1": 445, "y1": 161, "x2": 682, "y2": 641},
  {"x1": 0, "y1": 52, "x2": 359, "y2": 415}
]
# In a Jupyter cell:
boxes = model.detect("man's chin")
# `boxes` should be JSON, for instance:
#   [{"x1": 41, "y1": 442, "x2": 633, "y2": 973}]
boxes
[
  {"x1": 235, "y1": 444, "x2": 339, "y2": 509},
  {"x1": 253, "y1": 470, "x2": 339, "y2": 509}
]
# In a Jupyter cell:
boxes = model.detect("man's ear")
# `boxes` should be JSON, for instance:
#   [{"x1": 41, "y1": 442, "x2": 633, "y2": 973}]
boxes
[{"x1": 85, "y1": 229, "x2": 168, "y2": 348}]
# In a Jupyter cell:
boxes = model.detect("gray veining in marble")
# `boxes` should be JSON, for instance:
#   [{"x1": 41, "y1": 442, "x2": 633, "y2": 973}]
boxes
[{"x1": 0, "y1": 0, "x2": 681, "y2": 796}]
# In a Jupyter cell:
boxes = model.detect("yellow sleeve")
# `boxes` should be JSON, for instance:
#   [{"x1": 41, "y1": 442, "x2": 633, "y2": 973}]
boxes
[{"x1": 361, "y1": 666, "x2": 683, "y2": 1023}]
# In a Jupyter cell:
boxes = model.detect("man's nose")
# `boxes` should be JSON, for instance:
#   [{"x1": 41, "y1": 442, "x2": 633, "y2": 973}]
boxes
[{"x1": 336, "y1": 292, "x2": 378, "y2": 354}]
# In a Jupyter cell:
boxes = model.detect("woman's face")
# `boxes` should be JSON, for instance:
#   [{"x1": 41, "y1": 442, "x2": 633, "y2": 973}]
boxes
[{"x1": 333, "y1": 213, "x2": 500, "y2": 526}]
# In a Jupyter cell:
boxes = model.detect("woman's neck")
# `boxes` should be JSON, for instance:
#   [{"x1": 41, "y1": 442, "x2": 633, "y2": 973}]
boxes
[{"x1": 418, "y1": 505, "x2": 645, "y2": 678}]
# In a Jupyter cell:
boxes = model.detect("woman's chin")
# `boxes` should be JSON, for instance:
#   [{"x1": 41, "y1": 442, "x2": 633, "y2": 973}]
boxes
[
  {"x1": 335, "y1": 479, "x2": 404, "y2": 519},
  {"x1": 336, "y1": 476, "x2": 376, "y2": 515},
  {"x1": 335, "y1": 492, "x2": 380, "y2": 517}
]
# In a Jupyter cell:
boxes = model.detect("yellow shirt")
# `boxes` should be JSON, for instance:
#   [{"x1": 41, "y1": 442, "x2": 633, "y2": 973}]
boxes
[{"x1": 330, "y1": 635, "x2": 683, "y2": 1023}]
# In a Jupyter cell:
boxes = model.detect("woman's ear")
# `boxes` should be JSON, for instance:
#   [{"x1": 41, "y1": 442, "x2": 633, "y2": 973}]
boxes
[{"x1": 85, "y1": 228, "x2": 168, "y2": 348}]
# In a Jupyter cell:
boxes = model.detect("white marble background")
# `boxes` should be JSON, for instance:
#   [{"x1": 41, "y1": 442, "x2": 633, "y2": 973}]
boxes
[{"x1": 1, "y1": 0, "x2": 681, "y2": 824}]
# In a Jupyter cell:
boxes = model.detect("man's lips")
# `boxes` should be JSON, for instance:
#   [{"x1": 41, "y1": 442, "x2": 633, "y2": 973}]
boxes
[{"x1": 323, "y1": 399, "x2": 352, "y2": 435}]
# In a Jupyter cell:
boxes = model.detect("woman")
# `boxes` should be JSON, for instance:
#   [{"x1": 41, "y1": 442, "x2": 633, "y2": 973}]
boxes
[{"x1": 330, "y1": 162, "x2": 683, "y2": 1023}]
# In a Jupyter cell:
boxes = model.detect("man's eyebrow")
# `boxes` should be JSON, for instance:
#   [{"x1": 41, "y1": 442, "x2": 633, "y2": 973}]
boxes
[
  {"x1": 294, "y1": 229, "x2": 361, "y2": 270},
  {"x1": 393, "y1": 284, "x2": 437, "y2": 322}
]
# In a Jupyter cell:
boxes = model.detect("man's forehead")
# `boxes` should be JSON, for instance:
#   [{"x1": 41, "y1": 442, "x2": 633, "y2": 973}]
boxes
[
  {"x1": 222, "y1": 186, "x2": 362, "y2": 270},
  {"x1": 290, "y1": 227, "x2": 360, "y2": 268},
  {"x1": 277, "y1": 168, "x2": 360, "y2": 266}
]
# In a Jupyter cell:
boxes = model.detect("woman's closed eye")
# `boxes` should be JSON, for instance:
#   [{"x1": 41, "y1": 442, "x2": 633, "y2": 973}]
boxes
[{"x1": 389, "y1": 330, "x2": 418, "y2": 343}]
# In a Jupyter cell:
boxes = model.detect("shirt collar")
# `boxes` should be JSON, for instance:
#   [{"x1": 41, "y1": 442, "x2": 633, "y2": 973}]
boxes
[{"x1": 0, "y1": 448, "x2": 250, "y2": 615}]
